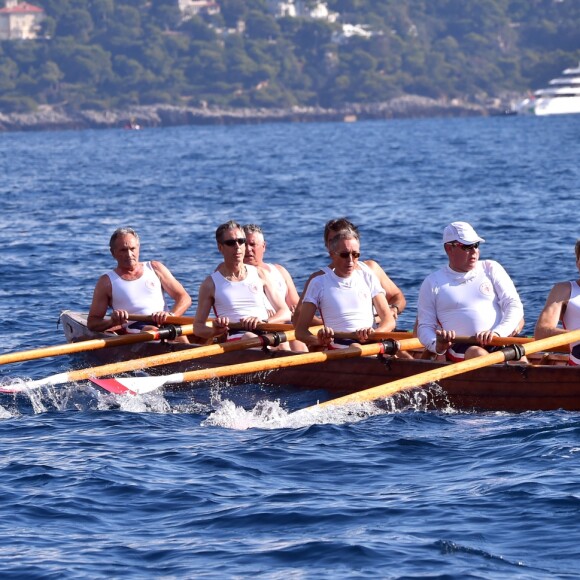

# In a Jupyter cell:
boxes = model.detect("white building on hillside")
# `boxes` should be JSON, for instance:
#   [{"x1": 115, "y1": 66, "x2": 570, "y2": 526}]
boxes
[
  {"x1": 332, "y1": 23, "x2": 375, "y2": 43},
  {"x1": 0, "y1": 0, "x2": 44, "y2": 40},
  {"x1": 178, "y1": 0, "x2": 220, "y2": 20},
  {"x1": 267, "y1": 0, "x2": 338, "y2": 22}
]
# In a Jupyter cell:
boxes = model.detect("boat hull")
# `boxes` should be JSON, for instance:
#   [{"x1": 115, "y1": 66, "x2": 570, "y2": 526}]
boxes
[
  {"x1": 515, "y1": 63, "x2": 580, "y2": 116},
  {"x1": 60, "y1": 311, "x2": 580, "y2": 412},
  {"x1": 534, "y1": 96, "x2": 580, "y2": 116}
]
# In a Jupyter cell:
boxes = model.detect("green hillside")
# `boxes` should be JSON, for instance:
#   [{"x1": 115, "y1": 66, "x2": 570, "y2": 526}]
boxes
[{"x1": 0, "y1": 0, "x2": 578, "y2": 113}]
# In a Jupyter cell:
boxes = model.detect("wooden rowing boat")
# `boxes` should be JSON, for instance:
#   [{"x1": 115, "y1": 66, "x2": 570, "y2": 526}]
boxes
[{"x1": 59, "y1": 310, "x2": 580, "y2": 412}]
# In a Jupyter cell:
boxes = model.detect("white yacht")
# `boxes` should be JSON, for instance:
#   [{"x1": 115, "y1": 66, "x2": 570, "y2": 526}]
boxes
[{"x1": 515, "y1": 62, "x2": 580, "y2": 115}]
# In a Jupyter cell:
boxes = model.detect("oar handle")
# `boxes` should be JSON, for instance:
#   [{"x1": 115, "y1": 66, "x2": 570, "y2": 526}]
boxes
[
  {"x1": 228, "y1": 322, "x2": 294, "y2": 332},
  {"x1": 457, "y1": 335, "x2": 532, "y2": 346},
  {"x1": 333, "y1": 332, "x2": 533, "y2": 346},
  {"x1": 330, "y1": 333, "x2": 423, "y2": 351},
  {"x1": 127, "y1": 313, "x2": 294, "y2": 332},
  {"x1": 332, "y1": 331, "x2": 416, "y2": 341}
]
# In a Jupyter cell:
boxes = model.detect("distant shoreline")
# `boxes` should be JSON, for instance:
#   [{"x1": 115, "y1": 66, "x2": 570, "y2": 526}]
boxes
[{"x1": 0, "y1": 95, "x2": 510, "y2": 132}]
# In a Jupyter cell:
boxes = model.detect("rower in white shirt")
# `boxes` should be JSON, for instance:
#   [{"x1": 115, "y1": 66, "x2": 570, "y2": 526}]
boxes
[
  {"x1": 193, "y1": 220, "x2": 291, "y2": 345},
  {"x1": 417, "y1": 221, "x2": 524, "y2": 361},
  {"x1": 295, "y1": 230, "x2": 395, "y2": 350},
  {"x1": 87, "y1": 227, "x2": 191, "y2": 341}
]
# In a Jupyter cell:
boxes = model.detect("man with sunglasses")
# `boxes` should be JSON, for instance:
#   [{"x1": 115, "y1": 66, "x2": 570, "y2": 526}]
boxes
[
  {"x1": 323, "y1": 218, "x2": 406, "y2": 319},
  {"x1": 417, "y1": 221, "x2": 524, "y2": 361},
  {"x1": 295, "y1": 230, "x2": 396, "y2": 350},
  {"x1": 193, "y1": 220, "x2": 291, "y2": 342},
  {"x1": 293, "y1": 217, "x2": 406, "y2": 327}
]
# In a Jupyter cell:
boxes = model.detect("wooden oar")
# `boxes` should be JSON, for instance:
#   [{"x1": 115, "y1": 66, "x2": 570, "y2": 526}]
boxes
[
  {"x1": 0, "y1": 324, "x2": 196, "y2": 367},
  {"x1": 302, "y1": 329, "x2": 580, "y2": 411},
  {"x1": 89, "y1": 337, "x2": 424, "y2": 395},
  {"x1": 0, "y1": 329, "x2": 297, "y2": 394}
]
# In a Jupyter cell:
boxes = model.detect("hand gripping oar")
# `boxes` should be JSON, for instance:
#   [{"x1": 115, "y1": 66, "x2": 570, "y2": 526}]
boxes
[
  {"x1": 128, "y1": 313, "x2": 205, "y2": 325},
  {"x1": 129, "y1": 316, "x2": 432, "y2": 340},
  {"x1": 89, "y1": 337, "x2": 424, "y2": 396},
  {"x1": 300, "y1": 329, "x2": 580, "y2": 411},
  {"x1": 332, "y1": 332, "x2": 534, "y2": 346},
  {"x1": 0, "y1": 324, "x2": 194, "y2": 367},
  {"x1": 0, "y1": 328, "x2": 295, "y2": 394}
]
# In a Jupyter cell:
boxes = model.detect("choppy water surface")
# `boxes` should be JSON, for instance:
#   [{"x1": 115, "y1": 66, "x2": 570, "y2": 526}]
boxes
[{"x1": 1, "y1": 115, "x2": 579, "y2": 578}]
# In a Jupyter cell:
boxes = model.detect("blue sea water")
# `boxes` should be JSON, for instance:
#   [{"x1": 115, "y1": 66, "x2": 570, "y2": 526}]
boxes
[{"x1": 1, "y1": 115, "x2": 580, "y2": 578}]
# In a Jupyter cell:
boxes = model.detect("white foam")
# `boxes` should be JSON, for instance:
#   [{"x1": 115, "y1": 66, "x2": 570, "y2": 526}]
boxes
[
  {"x1": 202, "y1": 398, "x2": 385, "y2": 430},
  {"x1": 104, "y1": 391, "x2": 172, "y2": 413},
  {"x1": 0, "y1": 405, "x2": 13, "y2": 419}
]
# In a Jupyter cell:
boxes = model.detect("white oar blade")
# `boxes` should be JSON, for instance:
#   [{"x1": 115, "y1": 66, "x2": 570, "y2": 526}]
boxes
[
  {"x1": 89, "y1": 373, "x2": 185, "y2": 395},
  {"x1": 0, "y1": 383, "x2": 30, "y2": 394},
  {"x1": 0, "y1": 372, "x2": 73, "y2": 394}
]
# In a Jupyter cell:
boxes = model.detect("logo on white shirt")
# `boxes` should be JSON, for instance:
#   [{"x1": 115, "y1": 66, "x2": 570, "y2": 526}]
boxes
[{"x1": 479, "y1": 282, "x2": 493, "y2": 296}]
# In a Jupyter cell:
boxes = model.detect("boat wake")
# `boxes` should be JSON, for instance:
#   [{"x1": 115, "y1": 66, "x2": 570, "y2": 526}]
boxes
[
  {"x1": 0, "y1": 375, "x2": 454, "y2": 424},
  {"x1": 0, "y1": 377, "x2": 179, "y2": 417},
  {"x1": 201, "y1": 398, "x2": 383, "y2": 430},
  {"x1": 202, "y1": 383, "x2": 455, "y2": 430}
]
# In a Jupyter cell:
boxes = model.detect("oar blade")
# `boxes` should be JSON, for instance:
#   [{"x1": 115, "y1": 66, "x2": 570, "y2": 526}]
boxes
[
  {"x1": 89, "y1": 373, "x2": 185, "y2": 395},
  {"x1": 0, "y1": 383, "x2": 29, "y2": 394},
  {"x1": 89, "y1": 377, "x2": 138, "y2": 395}
]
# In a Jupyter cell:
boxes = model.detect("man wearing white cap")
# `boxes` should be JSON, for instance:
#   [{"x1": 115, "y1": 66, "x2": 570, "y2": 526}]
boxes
[{"x1": 417, "y1": 221, "x2": 524, "y2": 360}]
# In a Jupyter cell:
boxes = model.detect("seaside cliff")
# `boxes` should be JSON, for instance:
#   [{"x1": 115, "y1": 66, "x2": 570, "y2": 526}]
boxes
[{"x1": 0, "y1": 96, "x2": 508, "y2": 132}]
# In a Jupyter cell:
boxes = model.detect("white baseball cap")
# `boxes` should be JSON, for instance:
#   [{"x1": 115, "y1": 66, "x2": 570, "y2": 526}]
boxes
[{"x1": 443, "y1": 221, "x2": 485, "y2": 244}]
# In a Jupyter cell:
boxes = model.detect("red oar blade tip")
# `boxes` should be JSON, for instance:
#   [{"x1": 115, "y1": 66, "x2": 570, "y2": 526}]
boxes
[
  {"x1": 89, "y1": 377, "x2": 138, "y2": 396},
  {"x1": 89, "y1": 373, "x2": 185, "y2": 395}
]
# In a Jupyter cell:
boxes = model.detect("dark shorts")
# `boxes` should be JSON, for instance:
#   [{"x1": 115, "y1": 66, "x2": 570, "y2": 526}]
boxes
[
  {"x1": 447, "y1": 342, "x2": 500, "y2": 362},
  {"x1": 569, "y1": 344, "x2": 580, "y2": 366},
  {"x1": 124, "y1": 321, "x2": 149, "y2": 333},
  {"x1": 328, "y1": 338, "x2": 357, "y2": 349}
]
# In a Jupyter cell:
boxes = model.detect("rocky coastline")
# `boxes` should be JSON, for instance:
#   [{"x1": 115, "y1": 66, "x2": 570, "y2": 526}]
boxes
[{"x1": 0, "y1": 95, "x2": 511, "y2": 132}]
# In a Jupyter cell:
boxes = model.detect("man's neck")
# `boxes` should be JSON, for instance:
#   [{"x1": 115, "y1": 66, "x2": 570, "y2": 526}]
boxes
[
  {"x1": 448, "y1": 264, "x2": 477, "y2": 274},
  {"x1": 221, "y1": 258, "x2": 246, "y2": 278},
  {"x1": 115, "y1": 262, "x2": 143, "y2": 279}
]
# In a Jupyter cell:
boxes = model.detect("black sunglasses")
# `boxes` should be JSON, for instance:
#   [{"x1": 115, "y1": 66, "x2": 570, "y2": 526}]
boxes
[
  {"x1": 336, "y1": 251, "x2": 361, "y2": 259},
  {"x1": 449, "y1": 242, "x2": 480, "y2": 252},
  {"x1": 222, "y1": 238, "x2": 246, "y2": 247}
]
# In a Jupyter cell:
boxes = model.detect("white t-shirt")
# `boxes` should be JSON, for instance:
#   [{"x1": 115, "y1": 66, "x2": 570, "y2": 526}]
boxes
[{"x1": 303, "y1": 266, "x2": 384, "y2": 332}]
